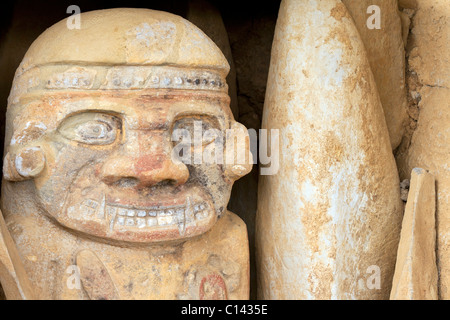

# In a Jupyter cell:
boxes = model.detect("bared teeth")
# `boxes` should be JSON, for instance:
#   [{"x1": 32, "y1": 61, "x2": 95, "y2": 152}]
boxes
[
  {"x1": 185, "y1": 197, "x2": 195, "y2": 223},
  {"x1": 147, "y1": 217, "x2": 157, "y2": 227},
  {"x1": 136, "y1": 218, "x2": 146, "y2": 228},
  {"x1": 177, "y1": 198, "x2": 188, "y2": 236},
  {"x1": 158, "y1": 215, "x2": 174, "y2": 226},
  {"x1": 105, "y1": 201, "x2": 209, "y2": 231},
  {"x1": 107, "y1": 206, "x2": 117, "y2": 216},
  {"x1": 97, "y1": 194, "x2": 106, "y2": 219},
  {"x1": 137, "y1": 210, "x2": 146, "y2": 217},
  {"x1": 195, "y1": 211, "x2": 209, "y2": 220}
]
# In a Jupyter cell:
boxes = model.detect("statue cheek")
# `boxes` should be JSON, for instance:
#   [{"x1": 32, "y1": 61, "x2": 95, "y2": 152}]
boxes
[{"x1": 3, "y1": 147, "x2": 46, "y2": 181}]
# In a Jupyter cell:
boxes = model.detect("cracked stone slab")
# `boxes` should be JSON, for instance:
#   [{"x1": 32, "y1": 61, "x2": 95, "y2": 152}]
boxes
[{"x1": 390, "y1": 168, "x2": 438, "y2": 300}]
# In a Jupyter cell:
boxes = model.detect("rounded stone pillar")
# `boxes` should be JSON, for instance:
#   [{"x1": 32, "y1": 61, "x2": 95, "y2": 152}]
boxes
[{"x1": 256, "y1": 0, "x2": 403, "y2": 299}]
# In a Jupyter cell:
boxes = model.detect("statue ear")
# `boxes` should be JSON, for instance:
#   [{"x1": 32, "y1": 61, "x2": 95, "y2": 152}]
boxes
[
  {"x1": 223, "y1": 122, "x2": 253, "y2": 182},
  {"x1": 3, "y1": 147, "x2": 46, "y2": 181}
]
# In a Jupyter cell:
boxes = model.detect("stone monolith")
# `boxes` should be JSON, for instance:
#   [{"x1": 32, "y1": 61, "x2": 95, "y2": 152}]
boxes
[
  {"x1": 341, "y1": 0, "x2": 409, "y2": 150},
  {"x1": 256, "y1": 0, "x2": 403, "y2": 300}
]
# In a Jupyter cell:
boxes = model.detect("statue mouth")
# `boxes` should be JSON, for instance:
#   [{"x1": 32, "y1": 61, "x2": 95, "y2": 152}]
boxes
[
  {"x1": 53, "y1": 163, "x2": 222, "y2": 243},
  {"x1": 105, "y1": 198, "x2": 210, "y2": 233},
  {"x1": 62, "y1": 189, "x2": 217, "y2": 243}
]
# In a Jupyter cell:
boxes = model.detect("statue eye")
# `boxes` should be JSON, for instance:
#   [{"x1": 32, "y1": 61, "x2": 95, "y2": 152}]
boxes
[
  {"x1": 76, "y1": 121, "x2": 112, "y2": 140},
  {"x1": 171, "y1": 116, "x2": 221, "y2": 146},
  {"x1": 58, "y1": 113, "x2": 121, "y2": 145}
]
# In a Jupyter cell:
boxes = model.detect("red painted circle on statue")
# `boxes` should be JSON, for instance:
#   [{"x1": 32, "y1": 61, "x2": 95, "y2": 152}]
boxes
[{"x1": 199, "y1": 273, "x2": 227, "y2": 300}]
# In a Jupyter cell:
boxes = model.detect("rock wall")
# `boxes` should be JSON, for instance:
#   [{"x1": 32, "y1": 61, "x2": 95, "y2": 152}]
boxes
[{"x1": 395, "y1": 0, "x2": 450, "y2": 299}]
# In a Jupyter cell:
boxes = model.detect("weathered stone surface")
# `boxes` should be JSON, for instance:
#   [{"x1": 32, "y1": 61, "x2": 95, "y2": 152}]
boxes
[
  {"x1": 187, "y1": 0, "x2": 239, "y2": 120},
  {"x1": 256, "y1": 0, "x2": 403, "y2": 299},
  {"x1": 342, "y1": 0, "x2": 409, "y2": 150},
  {"x1": 14, "y1": 10, "x2": 228, "y2": 77},
  {"x1": 408, "y1": 0, "x2": 450, "y2": 88},
  {"x1": 0, "y1": 209, "x2": 35, "y2": 299},
  {"x1": 398, "y1": 87, "x2": 450, "y2": 298},
  {"x1": 398, "y1": 0, "x2": 418, "y2": 9},
  {"x1": 390, "y1": 168, "x2": 438, "y2": 300},
  {"x1": 396, "y1": 0, "x2": 450, "y2": 299},
  {"x1": 0, "y1": 8, "x2": 251, "y2": 300},
  {"x1": 4, "y1": 208, "x2": 249, "y2": 299},
  {"x1": 399, "y1": 10, "x2": 411, "y2": 48}
]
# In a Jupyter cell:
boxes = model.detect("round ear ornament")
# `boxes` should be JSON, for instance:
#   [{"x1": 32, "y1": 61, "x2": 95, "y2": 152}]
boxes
[{"x1": 3, "y1": 147, "x2": 46, "y2": 181}]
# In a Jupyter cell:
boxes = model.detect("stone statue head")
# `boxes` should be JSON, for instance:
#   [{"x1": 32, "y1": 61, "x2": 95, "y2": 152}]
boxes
[{"x1": 2, "y1": 8, "x2": 252, "y2": 244}]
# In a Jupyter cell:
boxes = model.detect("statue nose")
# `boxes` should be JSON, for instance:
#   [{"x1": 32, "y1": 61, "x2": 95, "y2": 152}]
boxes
[{"x1": 100, "y1": 131, "x2": 189, "y2": 188}]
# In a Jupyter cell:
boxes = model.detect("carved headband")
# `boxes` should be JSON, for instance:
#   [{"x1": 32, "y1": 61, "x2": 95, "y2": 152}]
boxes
[{"x1": 9, "y1": 64, "x2": 228, "y2": 105}]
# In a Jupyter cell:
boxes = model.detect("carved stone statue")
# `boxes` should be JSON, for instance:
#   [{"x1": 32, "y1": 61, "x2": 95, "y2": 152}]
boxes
[{"x1": 0, "y1": 8, "x2": 252, "y2": 300}]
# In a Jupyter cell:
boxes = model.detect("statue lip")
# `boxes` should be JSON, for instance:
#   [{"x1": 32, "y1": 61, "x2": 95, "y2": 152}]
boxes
[{"x1": 105, "y1": 196, "x2": 190, "y2": 209}]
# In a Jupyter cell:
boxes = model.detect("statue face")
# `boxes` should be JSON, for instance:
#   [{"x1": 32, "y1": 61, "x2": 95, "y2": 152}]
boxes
[
  {"x1": 3, "y1": 9, "x2": 253, "y2": 245},
  {"x1": 7, "y1": 88, "x2": 246, "y2": 243}
]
